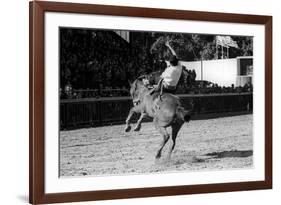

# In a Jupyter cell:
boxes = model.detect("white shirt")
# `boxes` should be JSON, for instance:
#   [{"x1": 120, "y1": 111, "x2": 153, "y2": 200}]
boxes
[{"x1": 161, "y1": 62, "x2": 182, "y2": 87}]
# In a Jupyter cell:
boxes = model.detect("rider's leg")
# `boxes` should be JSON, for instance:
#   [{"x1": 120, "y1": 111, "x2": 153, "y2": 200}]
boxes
[
  {"x1": 148, "y1": 78, "x2": 163, "y2": 96},
  {"x1": 159, "y1": 82, "x2": 164, "y2": 101},
  {"x1": 155, "y1": 79, "x2": 163, "y2": 93}
]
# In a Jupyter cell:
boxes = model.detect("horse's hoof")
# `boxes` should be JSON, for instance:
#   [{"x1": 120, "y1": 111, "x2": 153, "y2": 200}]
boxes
[
  {"x1": 133, "y1": 125, "x2": 141, "y2": 131},
  {"x1": 155, "y1": 153, "x2": 161, "y2": 159},
  {"x1": 125, "y1": 125, "x2": 131, "y2": 132}
]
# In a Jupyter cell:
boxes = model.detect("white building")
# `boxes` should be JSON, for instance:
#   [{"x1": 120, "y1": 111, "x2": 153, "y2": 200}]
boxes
[{"x1": 181, "y1": 56, "x2": 253, "y2": 87}]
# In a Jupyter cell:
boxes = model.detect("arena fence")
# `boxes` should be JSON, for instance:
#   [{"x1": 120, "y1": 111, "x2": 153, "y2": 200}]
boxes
[{"x1": 60, "y1": 92, "x2": 253, "y2": 130}]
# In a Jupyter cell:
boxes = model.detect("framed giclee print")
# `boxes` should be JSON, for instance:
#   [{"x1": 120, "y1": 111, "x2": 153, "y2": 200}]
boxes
[{"x1": 29, "y1": 1, "x2": 272, "y2": 204}]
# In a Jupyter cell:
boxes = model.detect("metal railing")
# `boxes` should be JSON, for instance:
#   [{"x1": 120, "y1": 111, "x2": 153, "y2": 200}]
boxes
[{"x1": 60, "y1": 92, "x2": 253, "y2": 130}]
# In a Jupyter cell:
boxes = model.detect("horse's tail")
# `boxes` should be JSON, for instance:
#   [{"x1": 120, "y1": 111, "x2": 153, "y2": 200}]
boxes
[{"x1": 176, "y1": 106, "x2": 191, "y2": 122}]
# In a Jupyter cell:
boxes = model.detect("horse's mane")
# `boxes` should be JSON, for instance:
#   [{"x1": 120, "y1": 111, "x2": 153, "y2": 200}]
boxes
[{"x1": 134, "y1": 78, "x2": 144, "y2": 86}]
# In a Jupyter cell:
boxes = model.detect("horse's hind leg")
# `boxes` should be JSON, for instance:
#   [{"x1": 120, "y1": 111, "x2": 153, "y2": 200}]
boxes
[
  {"x1": 168, "y1": 120, "x2": 184, "y2": 159},
  {"x1": 154, "y1": 120, "x2": 170, "y2": 159}
]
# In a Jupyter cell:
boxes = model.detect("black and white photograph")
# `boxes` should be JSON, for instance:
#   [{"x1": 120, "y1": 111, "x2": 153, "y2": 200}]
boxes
[{"x1": 59, "y1": 27, "x2": 254, "y2": 177}]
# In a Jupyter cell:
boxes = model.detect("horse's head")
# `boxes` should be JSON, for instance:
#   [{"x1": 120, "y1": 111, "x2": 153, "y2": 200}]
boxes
[{"x1": 129, "y1": 77, "x2": 148, "y2": 106}]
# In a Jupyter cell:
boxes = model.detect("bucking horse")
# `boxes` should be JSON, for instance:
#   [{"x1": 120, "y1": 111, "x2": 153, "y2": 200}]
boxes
[{"x1": 125, "y1": 67, "x2": 195, "y2": 159}]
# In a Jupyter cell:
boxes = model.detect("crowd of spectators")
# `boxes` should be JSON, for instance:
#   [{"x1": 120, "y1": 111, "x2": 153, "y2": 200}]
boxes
[
  {"x1": 60, "y1": 29, "x2": 165, "y2": 91},
  {"x1": 60, "y1": 28, "x2": 253, "y2": 100}
]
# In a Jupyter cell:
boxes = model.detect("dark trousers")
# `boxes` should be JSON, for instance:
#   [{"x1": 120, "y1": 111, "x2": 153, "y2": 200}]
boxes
[
  {"x1": 154, "y1": 79, "x2": 176, "y2": 96},
  {"x1": 162, "y1": 86, "x2": 176, "y2": 94}
]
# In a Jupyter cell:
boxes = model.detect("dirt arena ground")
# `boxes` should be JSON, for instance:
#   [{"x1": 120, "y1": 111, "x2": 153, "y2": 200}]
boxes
[{"x1": 59, "y1": 114, "x2": 253, "y2": 177}]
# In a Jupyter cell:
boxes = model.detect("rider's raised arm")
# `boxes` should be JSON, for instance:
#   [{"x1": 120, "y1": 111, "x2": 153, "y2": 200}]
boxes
[{"x1": 165, "y1": 41, "x2": 178, "y2": 58}]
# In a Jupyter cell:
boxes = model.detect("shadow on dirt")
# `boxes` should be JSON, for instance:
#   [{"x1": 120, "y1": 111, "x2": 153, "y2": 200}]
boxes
[
  {"x1": 205, "y1": 150, "x2": 253, "y2": 158},
  {"x1": 154, "y1": 150, "x2": 253, "y2": 166},
  {"x1": 191, "y1": 150, "x2": 253, "y2": 163}
]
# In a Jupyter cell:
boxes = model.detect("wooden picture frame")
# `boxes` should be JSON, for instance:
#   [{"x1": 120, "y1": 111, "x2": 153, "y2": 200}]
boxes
[{"x1": 29, "y1": 1, "x2": 272, "y2": 204}]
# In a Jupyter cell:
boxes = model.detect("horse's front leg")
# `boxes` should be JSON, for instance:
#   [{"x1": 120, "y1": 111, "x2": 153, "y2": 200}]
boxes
[
  {"x1": 133, "y1": 112, "x2": 147, "y2": 131},
  {"x1": 125, "y1": 107, "x2": 135, "y2": 132}
]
